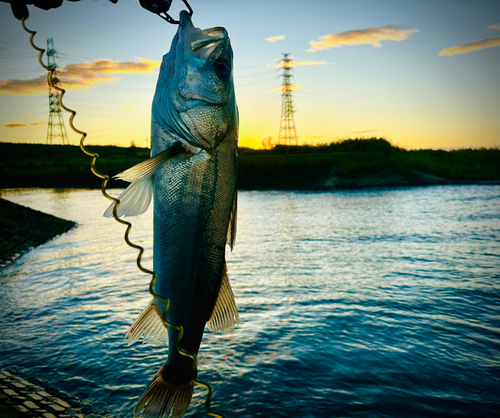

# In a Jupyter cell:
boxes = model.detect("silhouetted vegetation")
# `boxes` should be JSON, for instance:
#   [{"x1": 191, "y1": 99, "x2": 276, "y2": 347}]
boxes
[
  {"x1": 0, "y1": 143, "x2": 149, "y2": 189},
  {"x1": 1, "y1": 138, "x2": 499, "y2": 190},
  {"x1": 239, "y1": 138, "x2": 499, "y2": 189}
]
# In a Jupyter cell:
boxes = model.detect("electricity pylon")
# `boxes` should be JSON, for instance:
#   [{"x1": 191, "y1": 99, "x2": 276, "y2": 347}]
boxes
[
  {"x1": 46, "y1": 38, "x2": 69, "y2": 145},
  {"x1": 278, "y1": 53, "x2": 298, "y2": 145}
]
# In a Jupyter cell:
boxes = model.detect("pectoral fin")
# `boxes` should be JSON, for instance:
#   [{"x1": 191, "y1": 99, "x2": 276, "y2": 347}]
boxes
[
  {"x1": 207, "y1": 263, "x2": 239, "y2": 333},
  {"x1": 103, "y1": 144, "x2": 184, "y2": 218},
  {"x1": 115, "y1": 144, "x2": 183, "y2": 182}
]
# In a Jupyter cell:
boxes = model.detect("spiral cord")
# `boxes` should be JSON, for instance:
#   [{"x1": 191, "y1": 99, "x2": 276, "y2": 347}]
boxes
[{"x1": 21, "y1": 16, "x2": 225, "y2": 418}]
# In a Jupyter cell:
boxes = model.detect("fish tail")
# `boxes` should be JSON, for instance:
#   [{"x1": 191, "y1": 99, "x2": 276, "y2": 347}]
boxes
[{"x1": 134, "y1": 365, "x2": 194, "y2": 418}]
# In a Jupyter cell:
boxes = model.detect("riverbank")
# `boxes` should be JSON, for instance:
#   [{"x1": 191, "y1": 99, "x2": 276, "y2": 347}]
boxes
[
  {"x1": 1, "y1": 139, "x2": 499, "y2": 190},
  {"x1": 0, "y1": 198, "x2": 76, "y2": 268}
]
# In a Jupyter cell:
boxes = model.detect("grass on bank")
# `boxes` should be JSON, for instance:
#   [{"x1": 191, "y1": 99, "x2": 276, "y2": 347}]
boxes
[{"x1": 1, "y1": 138, "x2": 499, "y2": 189}]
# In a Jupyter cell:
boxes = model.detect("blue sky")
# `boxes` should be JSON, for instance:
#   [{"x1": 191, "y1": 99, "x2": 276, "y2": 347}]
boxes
[{"x1": 0, "y1": 0, "x2": 499, "y2": 149}]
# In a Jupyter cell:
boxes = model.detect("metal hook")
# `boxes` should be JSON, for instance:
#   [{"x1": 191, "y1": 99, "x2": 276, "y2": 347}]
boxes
[{"x1": 139, "y1": 0, "x2": 193, "y2": 24}]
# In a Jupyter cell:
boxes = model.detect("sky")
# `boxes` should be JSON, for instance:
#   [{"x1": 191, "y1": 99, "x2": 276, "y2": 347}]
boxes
[{"x1": 0, "y1": 0, "x2": 499, "y2": 150}]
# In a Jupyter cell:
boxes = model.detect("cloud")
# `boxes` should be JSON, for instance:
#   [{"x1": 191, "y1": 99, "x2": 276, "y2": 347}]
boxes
[
  {"x1": 352, "y1": 129, "x2": 379, "y2": 134},
  {"x1": 271, "y1": 84, "x2": 303, "y2": 93},
  {"x1": 0, "y1": 58, "x2": 160, "y2": 96},
  {"x1": 438, "y1": 38, "x2": 500, "y2": 56},
  {"x1": 488, "y1": 23, "x2": 500, "y2": 31},
  {"x1": 308, "y1": 26, "x2": 419, "y2": 52},
  {"x1": 2, "y1": 121, "x2": 47, "y2": 129},
  {"x1": 266, "y1": 35, "x2": 285, "y2": 43},
  {"x1": 0, "y1": 77, "x2": 47, "y2": 96}
]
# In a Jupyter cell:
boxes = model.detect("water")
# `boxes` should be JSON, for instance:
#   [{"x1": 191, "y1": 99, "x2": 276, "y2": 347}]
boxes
[{"x1": 0, "y1": 186, "x2": 499, "y2": 418}]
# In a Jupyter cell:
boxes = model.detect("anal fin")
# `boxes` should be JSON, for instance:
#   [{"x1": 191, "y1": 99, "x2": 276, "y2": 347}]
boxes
[{"x1": 207, "y1": 263, "x2": 239, "y2": 333}]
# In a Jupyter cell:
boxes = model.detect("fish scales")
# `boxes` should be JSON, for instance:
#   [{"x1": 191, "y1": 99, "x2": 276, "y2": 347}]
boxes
[
  {"x1": 153, "y1": 137, "x2": 237, "y2": 355},
  {"x1": 104, "y1": 10, "x2": 239, "y2": 418}
]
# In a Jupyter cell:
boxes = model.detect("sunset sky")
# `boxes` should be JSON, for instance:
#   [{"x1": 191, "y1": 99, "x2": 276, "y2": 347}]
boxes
[{"x1": 0, "y1": 0, "x2": 499, "y2": 150}]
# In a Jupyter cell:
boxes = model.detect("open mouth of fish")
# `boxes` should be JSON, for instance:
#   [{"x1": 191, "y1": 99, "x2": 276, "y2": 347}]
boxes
[{"x1": 174, "y1": 13, "x2": 234, "y2": 150}]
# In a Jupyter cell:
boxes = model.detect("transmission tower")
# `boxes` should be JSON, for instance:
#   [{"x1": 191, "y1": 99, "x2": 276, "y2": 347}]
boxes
[
  {"x1": 278, "y1": 53, "x2": 298, "y2": 145},
  {"x1": 46, "y1": 38, "x2": 69, "y2": 145}
]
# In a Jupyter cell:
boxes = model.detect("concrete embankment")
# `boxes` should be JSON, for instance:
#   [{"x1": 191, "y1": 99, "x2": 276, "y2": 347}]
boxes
[
  {"x1": 0, "y1": 202, "x2": 82, "y2": 416},
  {"x1": 0, "y1": 198, "x2": 76, "y2": 268},
  {"x1": 0, "y1": 370, "x2": 84, "y2": 418}
]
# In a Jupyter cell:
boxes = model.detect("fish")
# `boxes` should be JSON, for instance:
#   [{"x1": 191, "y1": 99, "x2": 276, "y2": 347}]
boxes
[{"x1": 104, "y1": 10, "x2": 239, "y2": 418}]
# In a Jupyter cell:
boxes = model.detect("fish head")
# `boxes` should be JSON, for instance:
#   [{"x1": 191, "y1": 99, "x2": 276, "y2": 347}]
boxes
[{"x1": 153, "y1": 11, "x2": 237, "y2": 153}]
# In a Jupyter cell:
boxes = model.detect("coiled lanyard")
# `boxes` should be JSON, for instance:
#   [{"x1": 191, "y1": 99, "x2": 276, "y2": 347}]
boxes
[{"x1": 19, "y1": 1, "x2": 224, "y2": 416}]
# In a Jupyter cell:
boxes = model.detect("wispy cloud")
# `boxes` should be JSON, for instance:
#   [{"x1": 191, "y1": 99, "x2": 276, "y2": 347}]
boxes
[
  {"x1": 308, "y1": 26, "x2": 418, "y2": 52},
  {"x1": 352, "y1": 129, "x2": 379, "y2": 134},
  {"x1": 271, "y1": 84, "x2": 303, "y2": 93},
  {"x1": 266, "y1": 35, "x2": 285, "y2": 43},
  {"x1": 2, "y1": 121, "x2": 47, "y2": 129},
  {"x1": 121, "y1": 104, "x2": 140, "y2": 109},
  {"x1": 438, "y1": 38, "x2": 500, "y2": 56},
  {"x1": 0, "y1": 58, "x2": 160, "y2": 96},
  {"x1": 488, "y1": 23, "x2": 500, "y2": 31},
  {"x1": 269, "y1": 60, "x2": 329, "y2": 68}
]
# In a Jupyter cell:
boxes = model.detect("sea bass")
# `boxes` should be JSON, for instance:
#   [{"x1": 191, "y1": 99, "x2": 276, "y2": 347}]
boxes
[{"x1": 104, "y1": 10, "x2": 238, "y2": 417}]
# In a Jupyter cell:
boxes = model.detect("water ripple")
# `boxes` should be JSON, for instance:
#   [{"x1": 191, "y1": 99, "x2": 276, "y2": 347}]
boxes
[{"x1": 0, "y1": 186, "x2": 499, "y2": 417}]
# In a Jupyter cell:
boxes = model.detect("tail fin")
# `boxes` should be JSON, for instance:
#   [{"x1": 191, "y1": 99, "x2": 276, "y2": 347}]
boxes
[{"x1": 134, "y1": 365, "x2": 194, "y2": 418}]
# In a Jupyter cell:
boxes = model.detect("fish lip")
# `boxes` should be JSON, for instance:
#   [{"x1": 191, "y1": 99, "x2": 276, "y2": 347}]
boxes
[{"x1": 179, "y1": 10, "x2": 194, "y2": 28}]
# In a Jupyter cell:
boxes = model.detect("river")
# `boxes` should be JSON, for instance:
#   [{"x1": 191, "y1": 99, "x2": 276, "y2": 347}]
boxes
[{"x1": 0, "y1": 185, "x2": 499, "y2": 417}]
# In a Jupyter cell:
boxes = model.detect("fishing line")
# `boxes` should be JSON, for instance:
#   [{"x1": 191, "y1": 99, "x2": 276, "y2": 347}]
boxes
[{"x1": 21, "y1": 15, "x2": 224, "y2": 418}]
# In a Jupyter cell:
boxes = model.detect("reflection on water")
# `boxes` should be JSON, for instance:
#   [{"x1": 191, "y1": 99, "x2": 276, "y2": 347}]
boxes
[{"x1": 0, "y1": 186, "x2": 499, "y2": 417}]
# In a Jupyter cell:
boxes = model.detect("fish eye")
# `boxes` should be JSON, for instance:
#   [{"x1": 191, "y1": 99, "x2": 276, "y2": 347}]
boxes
[{"x1": 214, "y1": 60, "x2": 231, "y2": 79}]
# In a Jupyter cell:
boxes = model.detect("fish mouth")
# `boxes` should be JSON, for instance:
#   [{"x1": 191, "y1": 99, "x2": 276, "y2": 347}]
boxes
[
  {"x1": 167, "y1": 11, "x2": 233, "y2": 152},
  {"x1": 179, "y1": 10, "x2": 228, "y2": 40},
  {"x1": 177, "y1": 12, "x2": 233, "y2": 105}
]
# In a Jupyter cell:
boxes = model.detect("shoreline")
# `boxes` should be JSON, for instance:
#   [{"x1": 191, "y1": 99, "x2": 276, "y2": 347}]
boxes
[
  {"x1": 1, "y1": 177, "x2": 499, "y2": 193},
  {"x1": 0, "y1": 198, "x2": 76, "y2": 268},
  {"x1": 2, "y1": 141, "x2": 499, "y2": 191}
]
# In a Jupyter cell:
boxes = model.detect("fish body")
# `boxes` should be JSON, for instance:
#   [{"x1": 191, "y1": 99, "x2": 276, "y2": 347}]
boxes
[
  {"x1": 151, "y1": 9, "x2": 238, "y2": 376},
  {"x1": 105, "y1": 11, "x2": 238, "y2": 417}
]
